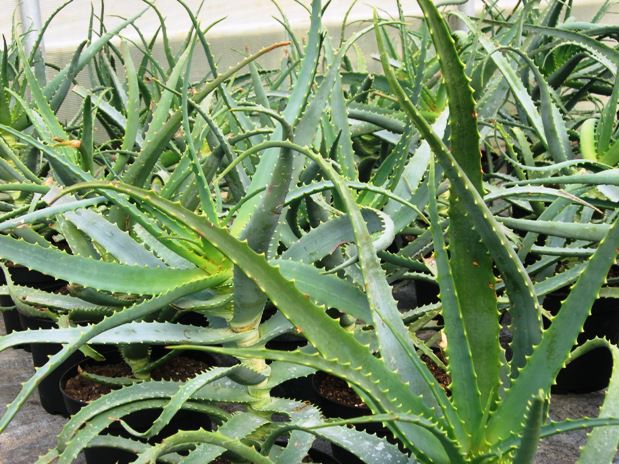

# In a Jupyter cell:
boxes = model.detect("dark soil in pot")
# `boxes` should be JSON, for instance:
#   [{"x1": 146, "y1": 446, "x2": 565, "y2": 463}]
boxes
[
  {"x1": 262, "y1": 302, "x2": 314, "y2": 402},
  {"x1": 314, "y1": 372, "x2": 370, "y2": 416},
  {"x1": 545, "y1": 291, "x2": 619, "y2": 393},
  {"x1": 268, "y1": 332, "x2": 315, "y2": 402},
  {"x1": 266, "y1": 332, "x2": 308, "y2": 351},
  {"x1": 1, "y1": 263, "x2": 63, "y2": 288},
  {"x1": 211, "y1": 458, "x2": 232, "y2": 464},
  {"x1": 313, "y1": 351, "x2": 449, "y2": 464},
  {"x1": 392, "y1": 280, "x2": 417, "y2": 311},
  {"x1": 64, "y1": 355, "x2": 209, "y2": 401},
  {"x1": 173, "y1": 310, "x2": 209, "y2": 327},
  {"x1": 313, "y1": 352, "x2": 450, "y2": 418},
  {"x1": 423, "y1": 352, "x2": 451, "y2": 392},
  {"x1": 60, "y1": 352, "x2": 213, "y2": 464}
]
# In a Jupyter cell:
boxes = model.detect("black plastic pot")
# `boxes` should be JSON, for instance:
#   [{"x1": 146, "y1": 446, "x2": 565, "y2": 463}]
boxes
[
  {"x1": 272, "y1": 374, "x2": 317, "y2": 403},
  {"x1": 311, "y1": 372, "x2": 394, "y2": 464},
  {"x1": 267, "y1": 335, "x2": 316, "y2": 402},
  {"x1": 393, "y1": 279, "x2": 439, "y2": 311},
  {"x1": 1, "y1": 309, "x2": 23, "y2": 336},
  {"x1": 545, "y1": 292, "x2": 619, "y2": 393},
  {"x1": 414, "y1": 279, "x2": 440, "y2": 307},
  {"x1": 392, "y1": 280, "x2": 416, "y2": 311},
  {"x1": 18, "y1": 313, "x2": 85, "y2": 415},
  {"x1": 60, "y1": 356, "x2": 212, "y2": 464},
  {"x1": 174, "y1": 310, "x2": 209, "y2": 327},
  {"x1": 307, "y1": 444, "x2": 342, "y2": 464},
  {"x1": 1, "y1": 265, "x2": 63, "y2": 296},
  {"x1": 1, "y1": 265, "x2": 62, "y2": 350},
  {"x1": 311, "y1": 372, "x2": 370, "y2": 420}
]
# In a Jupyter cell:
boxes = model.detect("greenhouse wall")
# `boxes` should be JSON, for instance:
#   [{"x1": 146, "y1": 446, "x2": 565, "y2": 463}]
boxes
[{"x1": 3, "y1": 1, "x2": 614, "y2": 66}]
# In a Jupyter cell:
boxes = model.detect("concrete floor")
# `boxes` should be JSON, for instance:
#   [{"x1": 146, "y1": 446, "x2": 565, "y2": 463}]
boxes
[
  {"x1": 0, "y1": 340, "x2": 85, "y2": 464},
  {"x1": 0, "y1": 318, "x2": 617, "y2": 464}
]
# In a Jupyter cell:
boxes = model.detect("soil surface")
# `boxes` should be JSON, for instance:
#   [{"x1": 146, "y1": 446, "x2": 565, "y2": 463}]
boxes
[
  {"x1": 64, "y1": 355, "x2": 210, "y2": 402},
  {"x1": 317, "y1": 351, "x2": 451, "y2": 409},
  {"x1": 421, "y1": 352, "x2": 451, "y2": 392},
  {"x1": 212, "y1": 457, "x2": 232, "y2": 464},
  {"x1": 316, "y1": 373, "x2": 368, "y2": 409}
]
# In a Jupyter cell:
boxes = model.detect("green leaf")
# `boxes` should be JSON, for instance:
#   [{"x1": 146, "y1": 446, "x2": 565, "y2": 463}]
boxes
[
  {"x1": 601, "y1": 140, "x2": 619, "y2": 167},
  {"x1": 73, "y1": 85, "x2": 144, "y2": 148},
  {"x1": 131, "y1": 44, "x2": 192, "y2": 184},
  {"x1": 498, "y1": 217, "x2": 609, "y2": 242},
  {"x1": 0, "y1": 235, "x2": 220, "y2": 294},
  {"x1": 597, "y1": 77, "x2": 619, "y2": 154},
  {"x1": 523, "y1": 24, "x2": 619, "y2": 74},
  {"x1": 52, "y1": 399, "x2": 223, "y2": 464},
  {"x1": 237, "y1": 142, "x2": 451, "y2": 424},
  {"x1": 509, "y1": 170, "x2": 619, "y2": 187},
  {"x1": 231, "y1": 109, "x2": 294, "y2": 330},
  {"x1": 457, "y1": 15, "x2": 546, "y2": 145},
  {"x1": 363, "y1": 127, "x2": 415, "y2": 208},
  {"x1": 133, "y1": 429, "x2": 275, "y2": 464},
  {"x1": 377, "y1": 13, "x2": 542, "y2": 380},
  {"x1": 61, "y1": 181, "x2": 451, "y2": 462},
  {"x1": 331, "y1": 72, "x2": 357, "y2": 179},
  {"x1": 180, "y1": 412, "x2": 269, "y2": 463},
  {"x1": 120, "y1": 367, "x2": 236, "y2": 439},
  {"x1": 230, "y1": 0, "x2": 322, "y2": 235},
  {"x1": 281, "y1": 209, "x2": 390, "y2": 264},
  {"x1": 80, "y1": 96, "x2": 94, "y2": 173},
  {"x1": 428, "y1": 160, "x2": 481, "y2": 441},
  {"x1": 317, "y1": 426, "x2": 413, "y2": 464},
  {"x1": 0, "y1": 196, "x2": 102, "y2": 232},
  {"x1": 484, "y1": 186, "x2": 598, "y2": 211},
  {"x1": 0, "y1": 278, "x2": 223, "y2": 432},
  {"x1": 123, "y1": 41, "x2": 289, "y2": 188},
  {"x1": 489, "y1": 216, "x2": 619, "y2": 443},
  {"x1": 42, "y1": 11, "x2": 147, "y2": 117},
  {"x1": 0, "y1": 322, "x2": 243, "y2": 351},
  {"x1": 275, "y1": 259, "x2": 370, "y2": 322},
  {"x1": 115, "y1": 41, "x2": 140, "y2": 173},
  {"x1": 264, "y1": 397, "x2": 320, "y2": 464},
  {"x1": 64, "y1": 208, "x2": 165, "y2": 267},
  {"x1": 505, "y1": 48, "x2": 571, "y2": 163},
  {"x1": 513, "y1": 392, "x2": 545, "y2": 464},
  {"x1": 180, "y1": 42, "x2": 218, "y2": 223},
  {"x1": 409, "y1": 0, "x2": 501, "y2": 409}
]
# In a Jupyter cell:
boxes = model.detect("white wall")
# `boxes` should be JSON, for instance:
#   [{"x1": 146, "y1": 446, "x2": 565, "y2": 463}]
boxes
[
  {"x1": 5, "y1": 1, "x2": 614, "y2": 69},
  {"x1": 5, "y1": 1, "x2": 423, "y2": 69}
]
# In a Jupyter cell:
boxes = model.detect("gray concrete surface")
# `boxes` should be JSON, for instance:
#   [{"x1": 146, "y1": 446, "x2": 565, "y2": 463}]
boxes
[
  {"x1": 537, "y1": 392, "x2": 618, "y2": 464},
  {"x1": 0, "y1": 317, "x2": 617, "y2": 463},
  {"x1": 0, "y1": 332, "x2": 85, "y2": 464}
]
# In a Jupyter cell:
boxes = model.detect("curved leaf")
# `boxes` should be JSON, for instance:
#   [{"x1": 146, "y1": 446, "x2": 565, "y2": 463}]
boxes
[{"x1": 0, "y1": 235, "x2": 219, "y2": 294}]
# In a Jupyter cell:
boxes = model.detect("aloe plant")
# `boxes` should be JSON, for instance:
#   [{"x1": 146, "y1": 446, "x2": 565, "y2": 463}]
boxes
[
  {"x1": 0, "y1": 0, "x2": 294, "y2": 376},
  {"x1": 0, "y1": 1, "x2": 618, "y2": 463}
]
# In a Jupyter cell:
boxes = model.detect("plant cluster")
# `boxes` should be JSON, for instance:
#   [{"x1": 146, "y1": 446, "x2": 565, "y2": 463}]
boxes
[{"x1": 0, "y1": 0, "x2": 618, "y2": 463}]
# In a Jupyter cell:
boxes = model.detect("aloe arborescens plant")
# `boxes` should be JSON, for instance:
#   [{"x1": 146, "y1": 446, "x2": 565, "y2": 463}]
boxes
[{"x1": 0, "y1": 1, "x2": 618, "y2": 463}]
